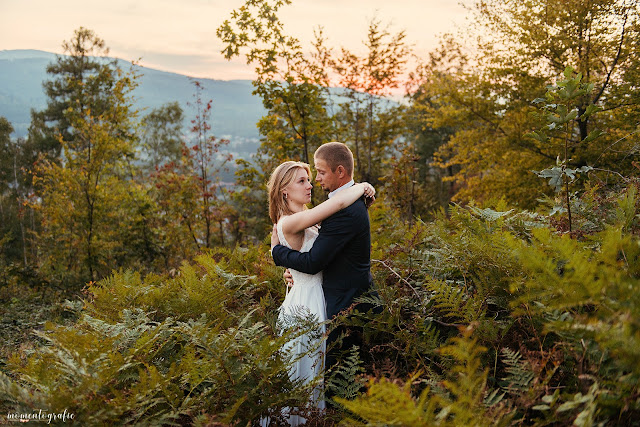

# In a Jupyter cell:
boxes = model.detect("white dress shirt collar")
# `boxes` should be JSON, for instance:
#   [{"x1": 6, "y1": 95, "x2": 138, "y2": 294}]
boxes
[{"x1": 328, "y1": 179, "x2": 355, "y2": 198}]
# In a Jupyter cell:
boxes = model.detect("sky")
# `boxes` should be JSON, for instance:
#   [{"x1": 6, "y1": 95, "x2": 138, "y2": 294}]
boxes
[{"x1": 1, "y1": 0, "x2": 472, "y2": 81}]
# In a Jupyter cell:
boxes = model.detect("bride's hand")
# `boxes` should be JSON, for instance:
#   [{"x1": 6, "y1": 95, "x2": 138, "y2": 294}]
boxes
[
  {"x1": 360, "y1": 182, "x2": 375, "y2": 198},
  {"x1": 365, "y1": 194, "x2": 376, "y2": 208},
  {"x1": 271, "y1": 224, "x2": 280, "y2": 249},
  {"x1": 360, "y1": 182, "x2": 376, "y2": 207}
]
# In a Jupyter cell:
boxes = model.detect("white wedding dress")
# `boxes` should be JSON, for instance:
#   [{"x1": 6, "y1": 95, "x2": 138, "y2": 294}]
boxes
[{"x1": 275, "y1": 218, "x2": 326, "y2": 424}]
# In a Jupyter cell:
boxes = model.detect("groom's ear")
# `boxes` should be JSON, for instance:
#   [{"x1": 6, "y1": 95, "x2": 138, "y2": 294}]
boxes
[{"x1": 336, "y1": 165, "x2": 346, "y2": 178}]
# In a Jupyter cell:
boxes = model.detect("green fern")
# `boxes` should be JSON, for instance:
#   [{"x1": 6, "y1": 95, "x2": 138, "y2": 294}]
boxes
[
  {"x1": 327, "y1": 345, "x2": 366, "y2": 402},
  {"x1": 336, "y1": 374, "x2": 438, "y2": 426},
  {"x1": 424, "y1": 279, "x2": 487, "y2": 323},
  {"x1": 1, "y1": 250, "x2": 319, "y2": 425},
  {"x1": 499, "y1": 348, "x2": 534, "y2": 395},
  {"x1": 337, "y1": 327, "x2": 512, "y2": 426}
]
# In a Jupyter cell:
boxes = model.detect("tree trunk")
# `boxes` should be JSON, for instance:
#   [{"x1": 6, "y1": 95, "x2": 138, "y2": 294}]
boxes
[
  {"x1": 354, "y1": 109, "x2": 361, "y2": 179},
  {"x1": 367, "y1": 96, "x2": 373, "y2": 182},
  {"x1": 87, "y1": 199, "x2": 95, "y2": 282},
  {"x1": 219, "y1": 220, "x2": 225, "y2": 247},
  {"x1": 577, "y1": 106, "x2": 588, "y2": 141}
]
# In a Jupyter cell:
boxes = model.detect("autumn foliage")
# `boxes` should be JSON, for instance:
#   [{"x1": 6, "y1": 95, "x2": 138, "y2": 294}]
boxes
[{"x1": 1, "y1": 0, "x2": 640, "y2": 425}]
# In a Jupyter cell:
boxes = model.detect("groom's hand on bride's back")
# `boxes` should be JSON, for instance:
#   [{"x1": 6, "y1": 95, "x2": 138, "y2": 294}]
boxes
[{"x1": 284, "y1": 269, "x2": 294, "y2": 287}]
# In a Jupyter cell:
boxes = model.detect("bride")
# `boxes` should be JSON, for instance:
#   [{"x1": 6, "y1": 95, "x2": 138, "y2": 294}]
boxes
[{"x1": 266, "y1": 160, "x2": 374, "y2": 424}]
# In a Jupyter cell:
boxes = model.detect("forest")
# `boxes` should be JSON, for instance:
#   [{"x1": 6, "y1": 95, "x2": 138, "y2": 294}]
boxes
[{"x1": 1, "y1": 0, "x2": 639, "y2": 425}]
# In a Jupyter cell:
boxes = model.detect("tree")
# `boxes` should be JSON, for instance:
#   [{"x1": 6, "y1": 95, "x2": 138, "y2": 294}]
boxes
[
  {"x1": 32, "y1": 30, "x2": 141, "y2": 286},
  {"x1": 139, "y1": 102, "x2": 185, "y2": 173},
  {"x1": 0, "y1": 118, "x2": 22, "y2": 264},
  {"x1": 0, "y1": 118, "x2": 40, "y2": 267},
  {"x1": 329, "y1": 17, "x2": 410, "y2": 183},
  {"x1": 217, "y1": 0, "x2": 333, "y2": 166},
  {"x1": 217, "y1": 0, "x2": 335, "y2": 242},
  {"x1": 0, "y1": 118, "x2": 15, "y2": 219},
  {"x1": 186, "y1": 81, "x2": 232, "y2": 249},
  {"x1": 218, "y1": 3, "x2": 417, "y2": 236},
  {"x1": 529, "y1": 67, "x2": 601, "y2": 232},
  {"x1": 29, "y1": 27, "x2": 119, "y2": 162},
  {"x1": 413, "y1": 0, "x2": 640, "y2": 207},
  {"x1": 149, "y1": 151, "x2": 201, "y2": 267}
]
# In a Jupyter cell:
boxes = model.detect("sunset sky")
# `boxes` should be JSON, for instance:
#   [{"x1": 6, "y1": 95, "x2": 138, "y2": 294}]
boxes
[{"x1": 1, "y1": 0, "x2": 472, "y2": 81}]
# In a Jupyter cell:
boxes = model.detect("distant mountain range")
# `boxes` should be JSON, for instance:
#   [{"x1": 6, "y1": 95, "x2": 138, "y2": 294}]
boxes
[{"x1": 0, "y1": 49, "x2": 266, "y2": 158}]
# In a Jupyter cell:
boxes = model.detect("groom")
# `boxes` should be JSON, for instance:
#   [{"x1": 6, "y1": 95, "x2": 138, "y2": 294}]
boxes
[{"x1": 270, "y1": 142, "x2": 378, "y2": 375}]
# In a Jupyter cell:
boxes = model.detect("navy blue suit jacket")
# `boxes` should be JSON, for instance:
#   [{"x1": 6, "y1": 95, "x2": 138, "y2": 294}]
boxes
[{"x1": 272, "y1": 197, "x2": 374, "y2": 319}]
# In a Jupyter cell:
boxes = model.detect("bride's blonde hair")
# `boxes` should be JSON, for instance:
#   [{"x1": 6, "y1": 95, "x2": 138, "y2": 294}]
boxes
[{"x1": 267, "y1": 161, "x2": 311, "y2": 224}]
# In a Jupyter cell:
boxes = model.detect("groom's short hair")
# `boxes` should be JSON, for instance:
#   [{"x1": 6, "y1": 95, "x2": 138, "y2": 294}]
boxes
[{"x1": 315, "y1": 142, "x2": 354, "y2": 177}]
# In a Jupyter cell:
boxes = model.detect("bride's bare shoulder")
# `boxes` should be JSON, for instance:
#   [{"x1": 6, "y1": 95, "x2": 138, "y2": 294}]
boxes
[{"x1": 277, "y1": 215, "x2": 291, "y2": 228}]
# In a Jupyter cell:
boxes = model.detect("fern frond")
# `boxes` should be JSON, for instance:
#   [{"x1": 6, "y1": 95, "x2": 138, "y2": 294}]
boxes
[
  {"x1": 336, "y1": 375, "x2": 438, "y2": 426},
  {"x1": 327, "y1": 345, "x2": 366, "y2": 401},
  {"x1": 425, "y1": 279, "x2": 485, "y2": 323},
  {"x1": 0, "y1": 371, "x2": 48, "y2": 413},
  {"x1": 499, "y1": 348, "x2": 534, "y2": 395}
]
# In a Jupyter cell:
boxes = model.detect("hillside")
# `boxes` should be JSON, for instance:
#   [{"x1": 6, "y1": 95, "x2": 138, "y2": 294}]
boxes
[{"x1": 0, "y1": 49, "x2": 265, "y2": 156}]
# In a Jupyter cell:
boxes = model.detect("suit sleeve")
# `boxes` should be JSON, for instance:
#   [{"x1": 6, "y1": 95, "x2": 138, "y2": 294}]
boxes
[{"x1": 272, "y1": 210, "x2": 355, "y2": 274}]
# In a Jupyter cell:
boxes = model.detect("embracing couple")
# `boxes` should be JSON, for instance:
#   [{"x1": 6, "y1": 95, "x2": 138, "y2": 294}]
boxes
[{"x1": 268, "y1": 142, "x2": 380, "y2": 422}]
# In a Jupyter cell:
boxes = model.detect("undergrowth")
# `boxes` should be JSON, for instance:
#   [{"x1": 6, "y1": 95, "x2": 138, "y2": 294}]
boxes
[{"x1": 1, "y1": 181, "x2": 639, "y2": 425}]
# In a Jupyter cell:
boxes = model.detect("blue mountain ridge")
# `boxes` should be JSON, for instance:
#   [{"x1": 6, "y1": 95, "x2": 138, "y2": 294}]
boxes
[{"x1": 0, "y1": 49, "x2": 265, "y2": 157}]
